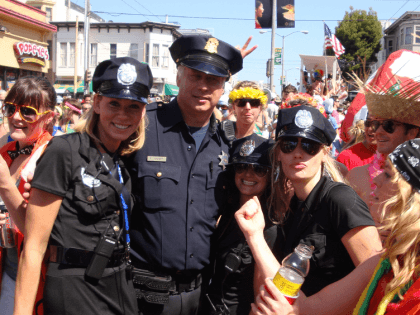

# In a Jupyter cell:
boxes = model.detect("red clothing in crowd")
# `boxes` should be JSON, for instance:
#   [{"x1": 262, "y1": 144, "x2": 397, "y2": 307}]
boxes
[{"x1": 336, "y1": 142, "x2": 376, "y2": 171}]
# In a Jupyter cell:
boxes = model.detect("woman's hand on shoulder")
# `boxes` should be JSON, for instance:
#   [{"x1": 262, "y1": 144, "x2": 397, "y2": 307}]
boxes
[
  {"x1": 235, "y1": 196, "x2": 265, "y2": 240},
  {"x1": 251, "y1": 278, "x2": 300, "y2": 315}
]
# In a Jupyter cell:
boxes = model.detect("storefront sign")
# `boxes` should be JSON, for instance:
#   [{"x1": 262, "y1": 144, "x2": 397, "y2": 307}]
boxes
[{"x1": 13, "y1": 42, "x2": 49, "y2": 67}]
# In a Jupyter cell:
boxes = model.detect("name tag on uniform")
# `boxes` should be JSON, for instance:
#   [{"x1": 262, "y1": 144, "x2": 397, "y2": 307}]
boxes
[{"x1": 147, "y1": 156, "x2": 167, "y2": 162}]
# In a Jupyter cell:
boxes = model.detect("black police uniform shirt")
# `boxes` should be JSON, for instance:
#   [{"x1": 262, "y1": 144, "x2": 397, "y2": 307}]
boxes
[
  {"x1": 276, "y1": 176, "x2": 375, "y2": 297},
  {"x1": 126, "y1": 98, "x2": 230, "y2": 271},
  {"x1": 31, "y1": 132, "x2": 137, "y2": 315}
]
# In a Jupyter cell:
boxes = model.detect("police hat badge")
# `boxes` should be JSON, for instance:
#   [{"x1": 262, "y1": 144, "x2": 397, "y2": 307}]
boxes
[
  {"x1": 204, "y1": 38, "x2": 219, "y2": 54},
  {"x1": 117, "y1": 63, "x2": 137, "y2": 86},
  {"x1": 240, "y1": 140, "x2": 256, "y2": 156},
  {"x1": 295, "y1": 109, "x2": 313, "y2": 129}
]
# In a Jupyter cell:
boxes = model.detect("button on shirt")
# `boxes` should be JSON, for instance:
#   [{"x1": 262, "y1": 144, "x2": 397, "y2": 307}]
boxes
[{"x1": 126, "y1": 99, "x2": 230, "y2": 271}]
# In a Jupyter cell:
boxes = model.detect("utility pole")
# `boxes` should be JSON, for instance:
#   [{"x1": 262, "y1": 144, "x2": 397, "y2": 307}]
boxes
[
  {"x1": 83, "y1": 0, "x2": 90, "y2": 95},
  {"x1": 74, "y1": 16, "x2": 79, "y2": 99},
  {"x1": 269, "y1": 0, "x2": 276, "y2": 93}
]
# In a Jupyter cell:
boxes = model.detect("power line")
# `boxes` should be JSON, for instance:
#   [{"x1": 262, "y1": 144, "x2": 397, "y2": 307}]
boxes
[
  {"x1": 386, "y1": 0, "x2": 410, "y2": 22},
  {"x1": 119, "y1": 0, "x2": 148, "y2": 19},
  {"x1": 130, "y1": 0, "x2": 164, "y2": 23}
]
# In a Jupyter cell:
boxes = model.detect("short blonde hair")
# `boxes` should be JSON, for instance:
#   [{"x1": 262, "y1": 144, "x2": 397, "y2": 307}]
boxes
[{"x1": 75, "y1": 94, "x2": 147, "y2": 156}]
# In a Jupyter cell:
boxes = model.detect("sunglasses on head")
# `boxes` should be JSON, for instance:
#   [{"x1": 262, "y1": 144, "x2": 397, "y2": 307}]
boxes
[
  {"x1": 235, "y1": 99, "x2": 261, "y2": 108},
  {"x1": 2, "y1": 102, "x2": 52, "y2": 123},
  {"x1": 364, "y1": 119, "x2": 403, "y2": 134},
  {"x1": 279, "y1": 137, "x2": 323, "y2": 156},
  {"x1": 233, "y1": 163, "x2": 270, "y2": 177}
]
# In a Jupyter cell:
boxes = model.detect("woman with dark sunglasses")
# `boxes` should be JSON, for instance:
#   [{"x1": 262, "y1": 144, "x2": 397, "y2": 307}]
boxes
[
  {"x1": 229, "y1": 81, "x2": 270, "y2": 139},
  {"x1": 0, "y1": 76, "x2": 56, "y2": 314},
  {"x1": 205, "y1": 134, "x2": 276, "y2": 315},
  {"x1": 235, "y1": 105, "x2": 382, "y2": 299}
]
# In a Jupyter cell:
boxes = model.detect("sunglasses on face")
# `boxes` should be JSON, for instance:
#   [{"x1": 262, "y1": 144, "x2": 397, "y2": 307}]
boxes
[
  {"x1": 364, "y1": 119, "x2": 402, "y2": 134},
  {"x1": 2, "y1": 102, "x2": 52, "y2": 123},
  {"x1": 233, "y1": 163, "x2": 270, "y2": 177},
  {"x1": 279, "y1": 137, "x2": 323, "y2": 156},
  {"x1": 235, "y1": 99, "x2": 261, "y2": 108}
]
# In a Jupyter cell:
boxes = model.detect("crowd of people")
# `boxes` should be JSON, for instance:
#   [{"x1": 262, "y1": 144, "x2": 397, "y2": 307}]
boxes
[{"x1": 0, "y1": 33, "x2": 419, "y2": 315}]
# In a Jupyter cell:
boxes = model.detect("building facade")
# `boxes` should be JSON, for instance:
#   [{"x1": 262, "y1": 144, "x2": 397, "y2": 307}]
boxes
[
  {"x1": 51, "y1": 21, "x2": 181, "y2": 96},
  {"x1": 0, "y1": 0, "x2": 56, "y2": 90}
]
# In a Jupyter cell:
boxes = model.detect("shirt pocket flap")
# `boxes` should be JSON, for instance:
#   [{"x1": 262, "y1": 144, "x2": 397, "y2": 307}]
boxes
[
  {"x1": 138, "y1": 163, "x2": 181, "y2": 183},
  {"x1": 73, "y1": 182, "x2": 109, "y2": 204}
]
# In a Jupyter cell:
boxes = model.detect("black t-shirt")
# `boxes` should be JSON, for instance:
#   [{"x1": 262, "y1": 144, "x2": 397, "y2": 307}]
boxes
[{"x1": 277, "y1": 176, "x2": 375, "y2": 296}]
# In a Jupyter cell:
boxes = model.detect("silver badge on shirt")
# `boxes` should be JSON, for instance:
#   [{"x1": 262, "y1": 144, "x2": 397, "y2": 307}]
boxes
[
  {"x1": 117, "y1": 63, "x2": 137, "y2": 86},
  {"x1": 81, "y1": 167, "x2": 101, "y2": 188},
  {"x1": 295, "y1": 109, "x2": 313, "y2": 129}
]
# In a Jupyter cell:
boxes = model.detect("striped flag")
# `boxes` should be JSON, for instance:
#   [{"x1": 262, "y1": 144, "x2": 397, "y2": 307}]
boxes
[{"x1": 324, "y1": 23, "x2": 345, "y2": 58}]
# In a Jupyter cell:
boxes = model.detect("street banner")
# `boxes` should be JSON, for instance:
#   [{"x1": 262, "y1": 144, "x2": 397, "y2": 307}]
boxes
[
  {"x1": 255, "y1": 0, "x2": 295, "y2": 29},
  {"x1": 274, "y1": 48, "x2": 282, "y2": 65}
]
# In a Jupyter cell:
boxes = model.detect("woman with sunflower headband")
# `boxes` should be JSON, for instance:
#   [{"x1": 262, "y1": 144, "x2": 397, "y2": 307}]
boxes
[{"x1": 229, "y1": 81, "x2": 270, "y2": 139}]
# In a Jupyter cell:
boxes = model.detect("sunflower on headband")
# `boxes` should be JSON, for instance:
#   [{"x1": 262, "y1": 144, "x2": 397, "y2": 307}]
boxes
[
  {"x1": 282, "y1": 93, "x2": 327, "y2": 117},
  {"x1": 229, "y1": 87, "x2": 268, "y2": 105}
]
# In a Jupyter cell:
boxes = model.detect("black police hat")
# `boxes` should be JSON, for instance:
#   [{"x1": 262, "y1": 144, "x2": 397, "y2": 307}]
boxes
[
  {"x1": 169, "y1": 35, "x2": 243, "y2": 78},
  {"x1": 276, "y1": 105, "x2": 336, "y2": 146},
  {"x1": 92, "y1": 57, "x2": 153, "y2": 104},
  {"x1": 229, "y1": 134, "x2": 274, "y2": 167}
]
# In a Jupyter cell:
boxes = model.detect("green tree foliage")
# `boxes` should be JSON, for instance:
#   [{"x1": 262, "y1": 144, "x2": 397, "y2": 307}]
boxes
[{"x1": 335, "y1": 7, "x2": 383, "y2": 78}]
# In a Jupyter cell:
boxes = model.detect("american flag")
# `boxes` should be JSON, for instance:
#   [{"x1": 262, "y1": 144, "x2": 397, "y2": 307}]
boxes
[{"x1": 324, "y1": 23, "x2": 345, "y2": 58}]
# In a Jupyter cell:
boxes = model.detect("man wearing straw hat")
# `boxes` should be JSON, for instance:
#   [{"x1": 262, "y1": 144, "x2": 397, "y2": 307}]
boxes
[{"x1": 347, "y1": 83, "x2": 420, "y2": 236}]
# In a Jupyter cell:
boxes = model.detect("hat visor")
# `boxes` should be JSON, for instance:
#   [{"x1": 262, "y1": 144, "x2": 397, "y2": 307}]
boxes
[
  {"x1": 100, "y1": 88, "x2": 148, "y2": 104},
  {"x1": 277, "y1": 127, "x2": 327, "y2": 145},
  {"x1": 228, "y1": 155, "x2": 271, "y2": 167},
  {"x1": 181, "y1": 60, "x2": 229, "y2": 78}
]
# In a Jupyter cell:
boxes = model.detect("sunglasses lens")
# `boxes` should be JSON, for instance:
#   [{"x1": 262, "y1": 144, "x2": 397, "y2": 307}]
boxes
[
  {"x1": 280, "y1": 138, "x2": 298, "y2": 154},
  {"x1": 383, "y1": 120, "x2": 396, "y2": 133},
  {"x1": 364, "y1": 120, "x2": 372, "y2": 128},
  {"x1": 20, "y1": 107, "x2": 38, "y2": 122},
  {"x1": 3, "y1": 104, "x2": 16, "y2": 117},
  {"x1": 301, "y1": 139, "x2": 322, "y2": 156},
  {"x1": 249, "y1": 100, "x2": 261, "y2": 107},
  {"x1": 236, "y1": 99, "x2": 261, "y2": 108},
  {"x1": 234, "y1": 164, "x2": 247, "y2": 174},
  {"x1": 253, "y1": 165, "x2": 268, "y2": 177}
]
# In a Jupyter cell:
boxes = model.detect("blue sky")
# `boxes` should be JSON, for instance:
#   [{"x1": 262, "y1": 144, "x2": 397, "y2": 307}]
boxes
[{"x1": 77, "y1": 0, "x2": 420, "y2": 91}]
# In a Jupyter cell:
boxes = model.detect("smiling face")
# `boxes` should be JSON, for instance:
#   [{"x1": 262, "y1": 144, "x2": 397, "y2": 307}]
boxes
[
  {"x1": 233, "y1": 99, "x2": 262, "y2": 127},
  {"x1": 234, "y1": 165, "x2": 268, "y2": 198},
  {"x1": 93, "y1": 95, "x2": 146, "y2": 152},
  {"x1": 364, "y1": 118, "x2": 377, "y2": 146},
  {"x1": 176, "y1": 66, "x2": 225, "y2": 118},
  {"x1": 277, "y1": 137, "x2": 327, "y2": 186},
  {"x1": 8, "y1": 104, "x2": 53, "y2": 147},
  {"x1": 373, "y1": 118, "x2": 414, "y2": 155}
]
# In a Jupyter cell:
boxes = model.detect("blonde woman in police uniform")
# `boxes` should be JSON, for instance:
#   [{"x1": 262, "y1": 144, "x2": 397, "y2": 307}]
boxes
[{"x1": 14, "y1": 57, "x2": 152, "y2": 315}]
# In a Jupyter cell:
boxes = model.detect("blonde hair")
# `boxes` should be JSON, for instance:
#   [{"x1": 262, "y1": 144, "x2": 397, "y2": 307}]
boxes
[
  {"x1": 74, "y1": 95, "x2": 147, "y2": 156},
  {"x1": 380, "y1": 162, "x2": 420, "y2": 297},
  {"x1": 268, "y1": 142, "x2": 344, "y2": 224},
  {"x1": 341, "y1": 120, "x2": 365, "y2": 150}
]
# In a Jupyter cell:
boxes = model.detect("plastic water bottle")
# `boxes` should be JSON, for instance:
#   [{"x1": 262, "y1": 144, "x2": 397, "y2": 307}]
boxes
[{"x1": 272, "y1": 244, "x2": 313, "y2": 304}]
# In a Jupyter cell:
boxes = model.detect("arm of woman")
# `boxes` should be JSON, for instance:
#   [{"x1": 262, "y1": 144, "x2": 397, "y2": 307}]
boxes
[
  {"x1": 0, "y1": 155, "x2": 27, "y2": 231},
  {"x1": 235, "y1": 197, "x2": 281, "y2": 298},
  {"x1": 14, "y1": 188, "x2": 63, "y2": 315},
  {"x1": 341, "y1": 225, "x2": 382, "y2": 266},
  {"x1": 252, "y1": 253, "x2": 381, "y2": 315}
]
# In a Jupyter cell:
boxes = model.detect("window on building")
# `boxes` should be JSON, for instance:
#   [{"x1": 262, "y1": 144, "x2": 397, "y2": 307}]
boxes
[
  {"x1": 110, "y1": 44, "x2": 117, "y2": 60},
  {"x1": 90, "y1": 43, "x2": 98, "y2": 66},
  {"x1": 145, "y1": 43, "x2": 149, "y2": 64},
  {"x1": 416, "y1": 26, "x2": 420, "y2": 44},
  {"x1": 388, "y1": 40, "x2": 393, "y2": 55},
  {"x1": 162, "y1": 45, "x2": 169, "y2": 68},
  {"x1": 152, "y1": 44, "x2": 159, "y2": 67},
  {"x1": 405, "y1": 27, "x2": 413, "y2": 45},
  {"x1": 46, "y1": 7, "x2": 52, "y2": 22},
  {"x1": 129, "y1": 43, "x2": 138, "y2": 60},
  {"x1": 47, "y1": 40, "x2": 52, "y2": 60},
  {"x1": 60, "y1": 43, "x2": 67, "y2": 67},
  {"x1": 400, "y1": 28, "x2": 404, "y2": 45},
  {"x1": 396, "y1": 36, "x2": 399, "y2": 50},
  {"x1": 69, "y1": 42, "x2": 75, "y2": 67}
]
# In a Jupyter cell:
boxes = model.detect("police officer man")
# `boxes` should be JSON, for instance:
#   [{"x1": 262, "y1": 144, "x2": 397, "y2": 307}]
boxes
[{"x1": 126, "y1": 35, "x2": 256, "y2": 315}]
